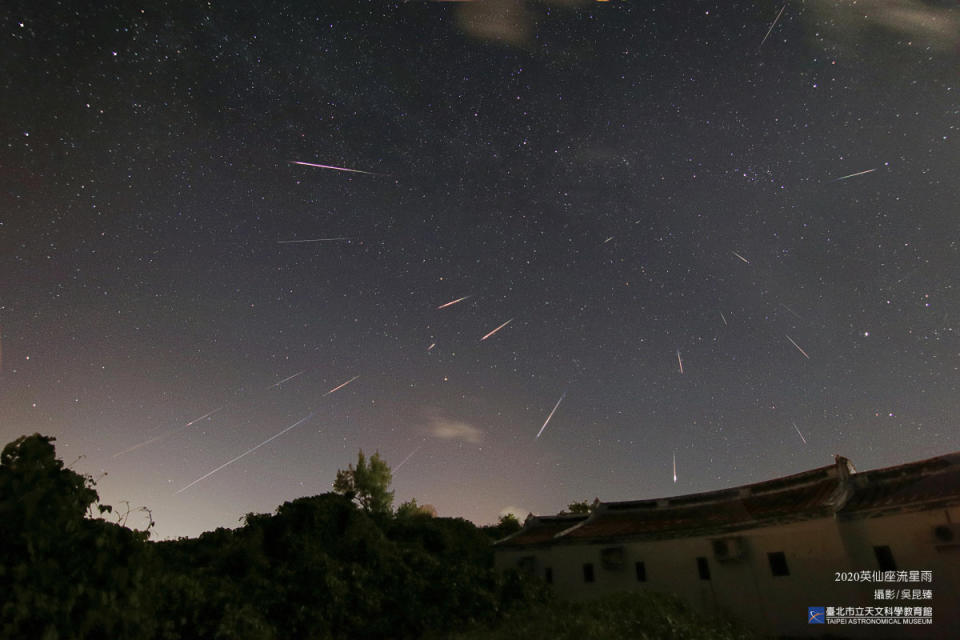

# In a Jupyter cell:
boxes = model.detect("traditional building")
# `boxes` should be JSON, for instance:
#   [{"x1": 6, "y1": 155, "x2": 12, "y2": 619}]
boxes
[{"x1": 494, "y1": 452, "x2": 960, "y2": 638}]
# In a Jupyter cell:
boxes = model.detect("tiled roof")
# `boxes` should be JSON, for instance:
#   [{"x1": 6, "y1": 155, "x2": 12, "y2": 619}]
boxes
[
  {"x1": 496, "y1": 451, "x2": 960, "y2": 547},
  {"x1": 497, "y1": 514, "x2": 588, "y2": 546},
  {"x1": 840, "y1": 452, "x2": 960, "y2": 515}
]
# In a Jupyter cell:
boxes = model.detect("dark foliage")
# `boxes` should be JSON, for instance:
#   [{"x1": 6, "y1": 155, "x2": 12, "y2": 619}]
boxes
[
  {"x1": 1, "y1": 434, "x2": 545, "y2": 640},
  {"x1": 1, "y1": 434, "x2": 750, "y2": 640}
]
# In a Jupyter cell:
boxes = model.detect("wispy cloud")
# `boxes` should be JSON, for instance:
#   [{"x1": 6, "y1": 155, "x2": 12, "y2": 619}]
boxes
[{"x1": 427, "y1": 413, "x2": 484, "y2": 444}]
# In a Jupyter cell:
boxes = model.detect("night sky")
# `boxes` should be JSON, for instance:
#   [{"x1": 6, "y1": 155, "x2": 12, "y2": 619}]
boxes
[{"x1": 2, "y1": 1, "x2": 958, "y2": 540}]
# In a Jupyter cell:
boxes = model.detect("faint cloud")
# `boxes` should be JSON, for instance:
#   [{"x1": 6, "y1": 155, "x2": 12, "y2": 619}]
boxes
[
  {"x1": 454, "y1": 0, "x2": 589, "y2": 48},
  {"x1": 426, "y1": 411, "x2": 484, "y2": 444},
  {"x1": 805, "y1": 0, "x2": 960, "y2": 52}
]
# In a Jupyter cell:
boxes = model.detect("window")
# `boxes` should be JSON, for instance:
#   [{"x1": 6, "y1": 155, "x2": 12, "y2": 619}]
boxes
[
  {"x1": 583, "y1": 563, "x2": 595, "y2": 583},
  {"x1": 517, "y1": 556, "x2": 536, "y2": 575},
  {"x1": 635, "y1": 561, "x2": 647, "y2": 582},
  {"x1": 768, "y1": 551, "x2": 789, "y2": 576},
  {"x1": 697, "y1": 556, "x2": 711, "y2": 580},
  {"x1": 545, "y1": 567, "x2": 553, "y2": 584},
  {"x1": 874, "y1": 545, "x2": 897, "y2": 572},
  {"x1": 601, "y1": 546, "x2": 625, "y2": 569}
]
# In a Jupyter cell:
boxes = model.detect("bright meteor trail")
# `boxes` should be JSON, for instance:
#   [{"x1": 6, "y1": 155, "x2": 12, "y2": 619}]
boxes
[
  {"x1": 535, "y1": 392, "x2": 566, "y2": 439},
  {"x1": 436, "y1": 295, "x2": 472, "y2": 310},
  {"x1": 480, "y1": 318, "x2": 514, "y2": 341},
  {"x1": 758, "y1": 4, "x2": 786, "y2": 51},
  {"x1": 785, "y1": 334, "x2": 811, "y2": 359},
  {"x1": 266, "y1": 370, "x2": 305, "y2": 389},
  {"x1": 830, "y1": 168, "x2": 877, "y2": 182},
  {"x1": 113, "y1": 407, "x2": 224, "y2": 458},
  {"x1": 792, "y1": 421, "x2": 807, "y2": 444},
  {"x1": 277, "y1": 237, "x2": 352, "y2": 244},
  {"x1": 323, "y1": 374, "x2": 360, "y2": 396},
  {"x1": 176, "y1": 412, "x2": 316, "y2": 494},
  {"x1": 290, "y1": 160, "x2": 384, "y2": 175}
]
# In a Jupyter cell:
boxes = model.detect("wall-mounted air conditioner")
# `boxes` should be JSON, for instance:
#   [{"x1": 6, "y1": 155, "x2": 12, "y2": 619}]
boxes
[{"x1": 712, "y1": 536, "x2": 746, "y2": 561}]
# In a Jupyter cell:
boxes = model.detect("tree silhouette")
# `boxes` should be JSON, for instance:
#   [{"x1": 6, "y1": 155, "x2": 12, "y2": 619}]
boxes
[
  {"x1": 567, "y1": 500, "x2": 592, "y2": 514},
  {"x1": 333, "y1": 449, "x2": 394, "y2": 516}
]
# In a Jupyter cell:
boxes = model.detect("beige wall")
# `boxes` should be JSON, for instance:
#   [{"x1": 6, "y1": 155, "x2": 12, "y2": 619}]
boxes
[{"x1": 496, "y1": 507, "x2": 960, "y2": 638}]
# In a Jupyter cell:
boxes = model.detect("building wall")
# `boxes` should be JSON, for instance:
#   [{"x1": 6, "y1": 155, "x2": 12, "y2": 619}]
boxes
[{"x1": 496, "y1": 506, "x2": 960, "y2": 638}]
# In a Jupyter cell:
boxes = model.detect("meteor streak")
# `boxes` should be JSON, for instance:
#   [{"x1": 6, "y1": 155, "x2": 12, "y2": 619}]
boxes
[
  {"x1": 785, "y1": 334, "x2": 811, "y2": 359},
  {"x1": 779, "y1": 303, "x2": 803, "y2": 321},
  {"x1": 830, "y1": 168, "x2": 877, "y2": 182},
  {"x1": 267, "y1": 370, "x2": 305, "y2": 389},
  {"x1": 113, "y1": 436, "x2": 163, "y2": 458},
  {"x1": 535, "y1": 392, "x2": 566, "y2": 439},
  {"x1": 792, "y1": 421, "x2": 807, "y2": 444},
  {"x1": 480, "y1": 318, "x2": 514, "y2": 341},
  {"x1": 394, "y1": 445, "x2": 423, "y2": 473},
  {"x1": 176, "y1": 412, "x2": 315, "y2": 494},
  {"x1": 290, "y1": 160, "x2": 384, "y2": 176},
  {"x1": 758, "y1": 4, "x2": 786, "y2": 51},
  {"x1": 676, "y1": 349, "x2": 684, "y2": 374},
  {"x1": 732, "y1": 250, "x2": 751, "y2": 264},
  {"x1": 277, "y1": 237, "x2": 352, "y2": 244},
  {"x1": 113, "y1": 407, "x2": 225, "y2": 458},
  {"x1": 323, "y1": 374, "x2": 360, "y2": 396},
  {"x1": 436, "y1": 295, "x2": 472, "y2": 310}
]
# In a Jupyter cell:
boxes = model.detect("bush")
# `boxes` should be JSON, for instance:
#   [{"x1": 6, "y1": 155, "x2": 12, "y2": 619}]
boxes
[{"x1": 445, "y1": 590, "x2": 758, "y2": 640}]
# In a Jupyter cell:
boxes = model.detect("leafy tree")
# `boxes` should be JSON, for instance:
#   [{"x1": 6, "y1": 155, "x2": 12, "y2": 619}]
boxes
[
  {"x1": 482, "y1": 513, "x2": 522, "y2": 540},
  {"x1": 0, "y1": 434, "x2": 157, "y2": 639},
  {"x1": 567, "y1": 500, "x2": 592, "y2": 514},
  {"x1": 333, "y1": 449, "x2": 394, "y2": 516}
]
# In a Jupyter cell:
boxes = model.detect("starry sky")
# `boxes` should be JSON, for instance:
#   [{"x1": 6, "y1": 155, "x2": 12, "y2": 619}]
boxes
[{"x1": 2, "y1": 0, "x2": 958, "y2": 540}]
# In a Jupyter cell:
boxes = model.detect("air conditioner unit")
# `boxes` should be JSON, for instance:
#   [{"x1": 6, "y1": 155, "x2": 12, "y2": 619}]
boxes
[
  {"x1": 712, "y1": 536, "x2": 746, "y2": 561},
  {"x1": 932, "y1": 524, "x2": 960, "y2": 543}
]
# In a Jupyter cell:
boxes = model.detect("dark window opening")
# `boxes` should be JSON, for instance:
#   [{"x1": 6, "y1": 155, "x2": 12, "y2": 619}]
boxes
[
  {"x1": 874, "y1": 545, "x2": 897, "y2": 572},
  {"x1": 583, "y1": 563, "x2": 595, "y2": 583},
  {"x1": 697, "y1": 556, "x2": 711, "y2": 580},
  {"x1": 768, "y1": 551, "x2": 789, "y2": 576},
  {"x1": 545, "y1": 567, "x2": 553, "y2": 584},
  {"x1": 635, "y1": 561, "x2": 647, "y2": 582}
]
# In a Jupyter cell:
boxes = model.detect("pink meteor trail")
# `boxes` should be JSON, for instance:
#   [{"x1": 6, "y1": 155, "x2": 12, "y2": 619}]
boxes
[
  {"x1": 437, "y1": 295, "x2": 472, "y2": 310},
  {"x1": 176, "y1": 412, "x2": 315, "y2": 494},
  {"x1": 290, "y1": 160, "x2": 384, "y2": 176},
  {"x1": 323, "y1": 374, "x2": 360, "y2": 396},
  {"x1": 785, "y1": 335, "x2": 811, "y2": 359},
  {"x1": 535, "y1": 392, "x2": 566, "y2": 439},
  {"x1": 481, "y1": 318, "x2": 514, "y2": 341}
]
